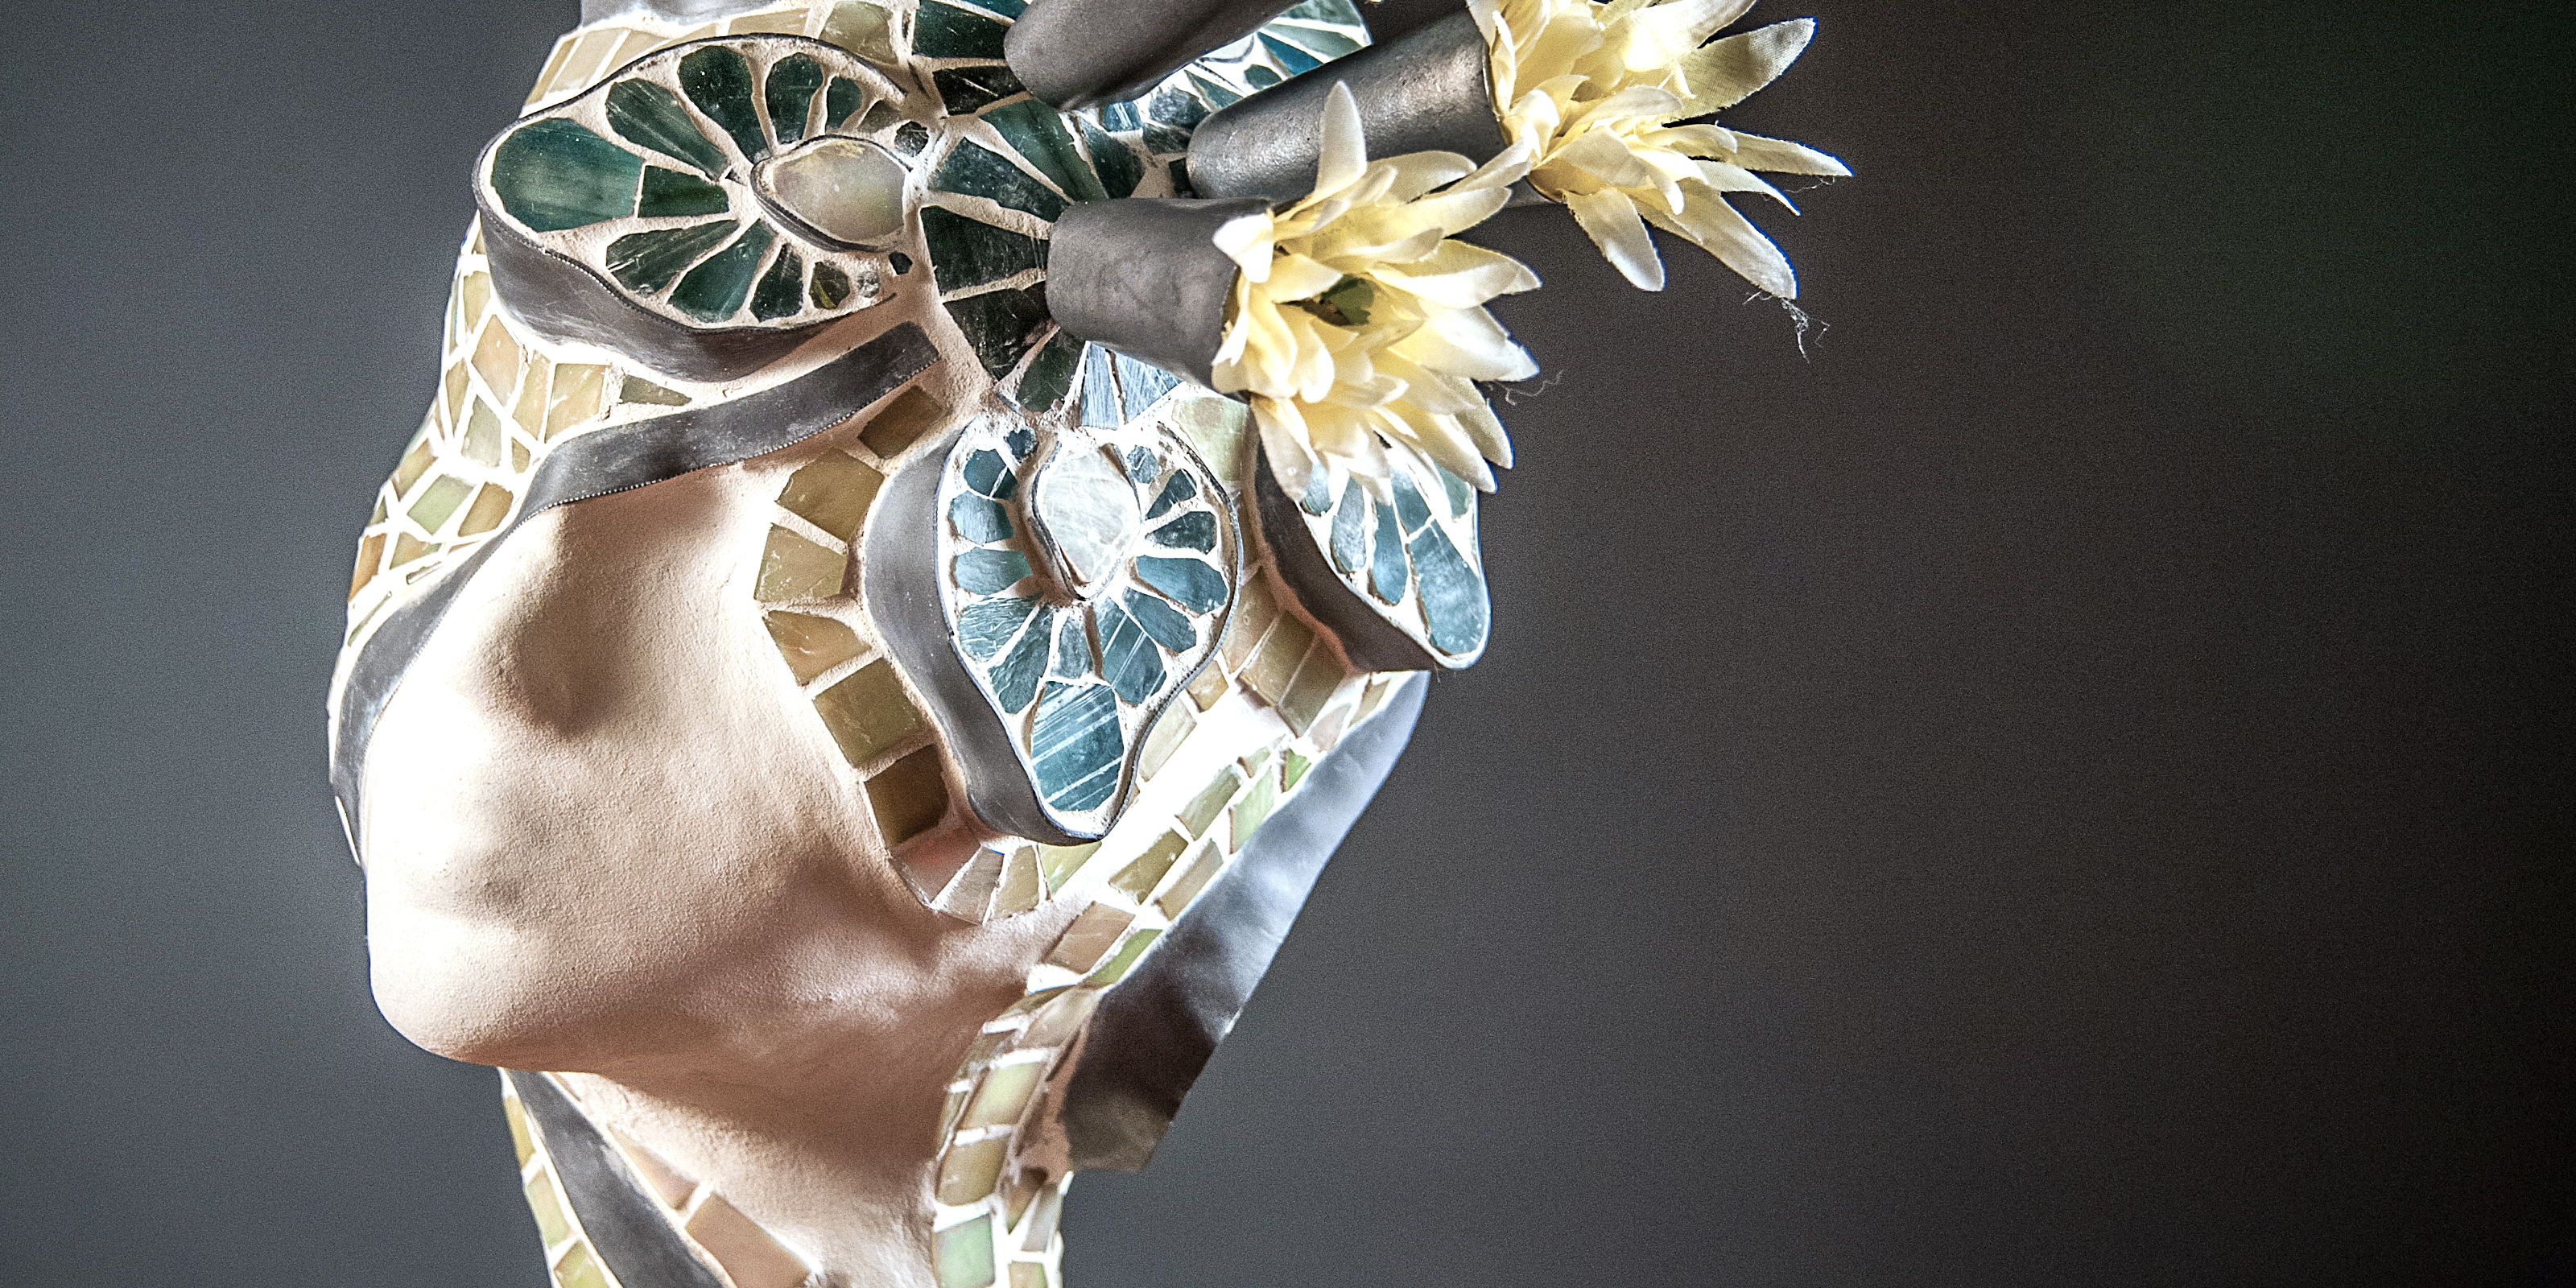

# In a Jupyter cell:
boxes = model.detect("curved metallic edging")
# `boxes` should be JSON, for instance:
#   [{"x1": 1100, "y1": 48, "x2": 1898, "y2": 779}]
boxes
[
  {"x1": 1250, "y1": 448, "x2": 1456, "y2": 672},
  {"x1": 1186, "y1": 10, "x2": 1504, "y2": 204},
  {"x1": 506, "y1": 1070, "x2": 730, "y2": 1288},
  {"x1": 1005, "y1": 0, "x2": 1305, "y2": 112},
  {"x1": 328, "y1": 321, "x2": 940, "y2": 852},
  {"x1": 1046, "y1": 198, "x2": 1270, "y2": 390},
  {"x1": 1059, "y1": 671, "x2": 1430, "y2": 1169}
]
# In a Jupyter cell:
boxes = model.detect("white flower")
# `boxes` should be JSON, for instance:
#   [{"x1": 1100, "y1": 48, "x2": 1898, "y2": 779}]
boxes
[
  {"x1": 1472, "y1": 0, "x2": 1851, "y2": 294},
  {"x1": 1208, "y1": 83, "x2": 1542, "y2": 502}
]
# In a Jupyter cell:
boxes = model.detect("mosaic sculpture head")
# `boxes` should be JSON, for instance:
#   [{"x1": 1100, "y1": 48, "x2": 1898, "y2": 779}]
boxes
[{"x1": 330, "y1": 1, "x2": 1841, "y2": 1284}]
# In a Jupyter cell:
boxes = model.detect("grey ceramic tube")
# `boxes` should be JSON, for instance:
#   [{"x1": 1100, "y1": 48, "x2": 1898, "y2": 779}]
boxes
[
  {"x1": 1005, "y1": 0, "x2": 1304, "y2": 110},
  {"x1": 1046, "y1": 197, "x2": 1269, "y2": 388},
  {"x1": 1186, "y1": 10, "x2": 1505, "y2": 203}
]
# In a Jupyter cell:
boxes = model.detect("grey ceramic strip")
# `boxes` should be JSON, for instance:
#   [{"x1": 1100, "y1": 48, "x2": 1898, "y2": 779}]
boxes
[
  {"x1": 507, "y1": 1070, "x2": 731, "y2": 1288},
  {"x1": 1005, "y1": 0, "x2": 1304, "y2": 110},
  {"x1": 1059, "y1": 671, "x2": 1429, "y2": 1169},
  {"x1": 331, "y1": 322, "x2": 939, "y2": 849}
]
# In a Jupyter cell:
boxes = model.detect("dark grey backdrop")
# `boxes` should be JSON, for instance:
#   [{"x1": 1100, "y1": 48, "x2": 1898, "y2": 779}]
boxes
[{"x1": 3, "y1": 0, "x2": 2567, "y2": 1283}]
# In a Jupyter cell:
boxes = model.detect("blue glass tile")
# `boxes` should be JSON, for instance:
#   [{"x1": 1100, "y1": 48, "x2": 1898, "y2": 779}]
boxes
[
  {"x1": 987, "y1": 606, "x2": 1052, "y2": 712},
  {"x1": 766, "y1": 53, "x2": 825, "y2": 145},
  {"x1": 1015, "y1": 331, "x2": 1080, "y2": 412},
  {"x1": 983, "y1": 100, "x2": 1108, "y2": 204},
  {"x1": 1122, "y1": 590, "x2": 1195, "y2": 651},
  {"x1": 1081, "y1": 122, "x2": 1144, "y2": 198},
  {"x1": 489, "y1": 120, "x2": 642, "y2": 232},
  {"x1": 1080, "y1": 346, "x2": 1122, "y2": 427},
  {"x1": 1284, "y1": 0, "x2": 1364, "y2": 23},
  {"x1": 934, "y1": 65, "x2": 1026, "y2": 116},
  {"x1": 913, "y1": 2, "x2": 1006, "y2": 58},
  {"x1": 1122, "y1": 446, "x2": 1160, "y2": 482},
  {"x1": 1096, "y1": 100, "x2": 1141, "y2": 131},
  {"x1": 605, "y1": 80, "x2": 725, "y2": 177},
  {"x1": 1300, "y1": 467, "x2": 1332, "y2": 514},
  {"x1": 1330, "y1": 478, "x2": 1367, "y2": 573},
  {"x1": 962, "y1": 448, "x2": 1016, "y2": 498},
  {"x1": 1257, "y1": 34, "x2": 1323, "y2": 76},
  {"x1": 1390, "y1": 469, "x2": 1432, "y2": 534},
  {"x1": 1437, "y1": 464, "x2": 1473, "y2": 517},
  {"x1": 1113, "y1": 356, "x2": 1179, "y2": 419},
  {"x1": 1136, "y1": 556, "x2": 1226, "y2": 614},
  {"x1": 638, "y1": 166, "x2": 728, "y2": 217},
  {"x1": 951, "y1": 492, "x2": 1013, "y2": 542},
  {"x1": 1409, "y1": 523, "x2": 1488, "y2": 655},
  {"x1": 1271, "y1": 21, "x2": 1363, "y2": 58},
  {"x1": 1144, "y1": 472, "x2": 1195, "y2": 519},
  {"x1": 956, "y1": 547, "x2": 1033, "y2": 594},
  {"x1": 1030, "y1": 682, "x2": 1122, "y2": 811},
  {"x1": 1147, "y1": 511, "x2": 1215, "y2": 551},
  {"x1": 931, "y1": 141, "x2": 1067, "y2": 221},
  {"x1": 1005, "y1": 427, "x2": 1038, "y2": 458},
  {"x1": 1146, "y1": 89, "x2": 1207, "y2": 129},
  {"x1": 1186, "y1": 73, "x2": 1241, "y2": 108},
  {"x1": 956, "y1": 592, "x2": 1038, "y2": 658},
  {"x1": 921, "y1": 207, "x2": 1046, "y2": 294},
  {"x1": 679, "y1": 46, "x2": 767, "y2": 161},
  {"x1": 1096, "y1": 602, "x2": 1165, "y2": 704},
  {"x1": 1368, "y1": 494, "x2": 1407, "y2": 603},
  {"x1": 1244, "y1": 64, "x2": 1280, "y2": 89},
  {"x1": 1050, "y1": 612, "x2": 1092, "y2": 678},
  {"x1": 972, "y1": 0, "x2": 1025, "y2": 14}
]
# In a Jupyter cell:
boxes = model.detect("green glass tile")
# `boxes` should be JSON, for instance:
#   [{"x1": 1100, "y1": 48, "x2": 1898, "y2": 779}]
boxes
[
  {"x1": 638, "y1": 166, "x2": 728, "y2": 217},
  {"x1": 1244, "y1": 64, "x2": 1280, "y2": 89},
  {"x1": 778, "y1": 451, "x2": 882, "y2": 539},
  {"x1": 1330, "y1": 478, "x2": 1367, "y2": 572},
  {"x1": 1368, "y1": 495, "x2": 1407, "y2": 603},
  {"x1": 1229, "y1": 765, "x2": 1278, "y2": 848},
  {"x1": 1437, "y1": 464, "x2": 1473, "y2": 516},
  {"x1": 914, "y1": 2, "x2": 1007, "y2": 58},
  {"x1": 1084, "y1": 927, "x2": 1162, "y2": 985},
  {"x1": 1136, "y1": 555, "x2": 1226, "y2": 614},
  {"x1": 1410, "y1": 522, "x2": 1488, "y2": 655},
  {"x1": 891, "y1": 250, "x2": 915, "y2": 275},
  {"x1": 820, "y1": 1, "x2": 897, "y2": 64},
  {"x1": 670, "y1": 221, "x2": 777, "y2": 321},
  {"x1": 606, "y1": 221, "x2": 737, "y2": 295},
  {"x1": 825, "y1": 76, "x2": 866, "y2": 129},
  {"x1": 407, "y1": 475, "x2": 473, "y2": 531},
  {"x1": 766, "y1": 53, "x2": 825, "y2": 145},
  {"x1": 1122, "y1": 589, "x2": 1195, "y2": 650},
  {"x1": 944, "y1": 285, "x2": 1053, "y2": 378},
  {"x1": 956, "y1": 547, "x2": 1033, "y2": 594},
  {"x1": 1097, "y1": 601, "x2": 1165, "y2": 704},
  {"x1": 1175, "y1": 766, "x2": 1242, "y2": 838},
  {"x1": 488, "y1": 119, "x2": 640, "y2": 232},
  {"x1": 1146, "y1": 510, "x2": 1214, "y2": 552},
  {"x1": 1258, "y1": 33, "x2": 1321, "y2": 74},
  {"x1": 1390, "y1": 469, "x2": 1433, "y2": 534},
  {"x1": 1284, "y1": 0, "x2": 1364, "y2": 23},
  {"x1": 751, "y1": 245, "x2": 806, "y2": 320},
  {"x1": 1015, "y1": 330, "x2": 1080, "y2": 411},
  {"x1": 554, "y1": 1243, "x2": 617, "y2": 1288},
  {"x1": 983, "y1": 101, "x2": 1107, "y2": 204},
  {"x1": 605, "y1": 79, "x2": 725, "y2": 177},
  {"x1": 963, "y1": 448, "x2": 1016, "y2": 497},
  {"x1": 922, "y1": 207, "x2": 1047, "y2": 294},
  {"x1": 1142, "y1": 121, "x2": 1193, "y2": 155},
  {"x1": 951, "y1": 492, "x2": 1013, "y2": 543},
  {"x1": 987, "y1": 605, "x2": 1053, "y2": 712},
  {"x1": 975, "y1": 0, "x2": 1026, "y2": 14},
  {"x1": 867, "y1": 745, "x2": 950, "y2": 845},
  {"x1": 811, "y1": 261, "x2": 853, "y2": 308},
  {"x1": 1109, "y1": 831, "x2": 1187, "y2": 900},
  {"x1": 679, "y1": 45, "x2": 766, "y2": 161},
  {"x1": 958, "y1": 592, "x2": 1039, "y2": 658},
  {"x1": 757, "y1": 525, "x2": 846, "y2": 601},
  {"x1": 934, "y1": 64, "x2": 1026, "y2": 116},
  {"x1": 895, "y1": 121, "x2": 932, "y2": 155},
  {"x1": 932, "y1": 141, "x2": 1067, "y2": 221},
  {"x1": 1154, "y1": 843, "x2": 1222, "y2": 916},
  {"x1": 1281, "y1": 747, "x2": 1312, "y2": 790},
  {"x1": 856, "y1": 101, "x2": 901, "y2": 137},
  {"x1": 1030, "y1": 681, "x2": 1122, "y2": 811},
  {"x1": 1035, "y1": 844, "x2": 1096, "y2": 897}
]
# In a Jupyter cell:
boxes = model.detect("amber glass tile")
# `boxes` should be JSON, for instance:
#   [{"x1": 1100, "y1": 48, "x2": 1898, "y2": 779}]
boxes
[
  {"x1": 1174, "y1": 765, "x2": 1242, "y2": 838},
  {"x1": 464, "y1": 398, "x2": 506, "y2": 466},
  {"x1": 441, "y1": 362, "x2": 468, "y2": 421},
  {"x1": 1016, "y1": 987, "x2": 1099, "y2": 1049},
  {"x1": 511, "y1": 356, "x2": 552, "y2": 435},
  {"x1": 1135, "y1": 703, "x2": 1193, "y2": 778},
  {"x1": 777, "y1": 452, "x2": 885, "y2": 540},
  {"x1": 1154, "y1": 843, "x2": 1223, "y2": 918},
  {"x1": 762, "y1": 610, "x2": 864, "y2": 684},
  {"x1": 755, "y1": 525, "x2": 847, "y2": 601},
  {"x1": 993, "y1": 845, "x2": 1042, "y2": 915},
  {"x1": 349, "y1": 533, "x2": 386, "y2": 601},
  {"x1": 685, "y1": 1191, "x2": 813, "y2": 1288},
  {"x1": 522, "y1": 1170, "x2": 574, "y2": 1249},
  {"x1": 1245, "y1": 612, "x2": 1315, "y2": 708},
  {"x1": 960, "y1": 1059, "x2": 1045, "y2": 1129},
  {"x1": 867, "y1": 745, "x2": 948, "y2": 846},
  {"x1": 1217, "y1": 574, "x2": 1279, "y2": 671},
  {"x1": 858, "y1": 384, "x2": 947, "y2": 460},
  {"x1": 619, "y1": 374, "x2": 691, "y2": 407},
  {"x1": 1184, "y1": 663, "x2": 1227, "y2": 711},
  {"x1": 392, "y1": 439, "x2": 436, "y2": 497},
  {"x1": 935, "y1": 1135, "x2": 1009, "y2": 1205},
  {"x1": 934, "y1": 1214, "x2": 997, "y2": 1288},
  {"x1": 1108, "y1": 831, "x2": 1187, "y2": 899},
  {"x1": 546, "y1": 363, "x2": 610, "y2": 438},
  {"x1": 553, "y1": 1242, "x2": 617, "y2": 1288},
  {"x1": 1278, "y1": 651, "x2": 1344, "y2": 735},
  {"x1": 1034, "y1": 842, "x2": 1097, "y2": 894},
  {"x1": 458, "y1": 483, "x2": 514, "y2": 537},
  {"x1": 1044, "y1": 904, "x2": 1131, "y2": 972},
  {"x1": 812, "y1": 659, "x2": 924, "y2": 765},
  {"x1": 511, "y1": 440, "x2": 531, "y2": 471},
  {"x1": 471, "y1": 320, "x2": 522, "y2": 394}
]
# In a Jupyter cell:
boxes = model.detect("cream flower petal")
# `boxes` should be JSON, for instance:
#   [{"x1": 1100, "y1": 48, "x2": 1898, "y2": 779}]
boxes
[
  {"x1": 1565, "y1": 186, "x2": 1666, "y2": 291},
  {"x1": 1265, "y1": 252, "x2": 1348, "y2": 301},
  {"x1": 1647, "y1": 185, "x2": 1796, "y2": 297},
  {"x1": 1690, "y1": 157, "x2": 1795, "y2": 211},
  {"x1": 1716, "y1": 129, "x2": 1853, "y2": 176},
  {"x1": 1670, "y1": 18, "x2": 1814, "y2": 118},
  {"x1": 1373, "y1": 240, "x2": 1542, "y2": 308},
  {"x1": 1214, "y1": 213, "x2": 1275, "y2": 280},
  {"x1": 1311, "y1": 82, "x2": 1370, "y2": 199}
]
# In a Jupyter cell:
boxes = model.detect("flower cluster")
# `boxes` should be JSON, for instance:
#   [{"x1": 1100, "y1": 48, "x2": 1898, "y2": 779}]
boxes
[
  {"x1": 1208, "y1": 84, "x2": 1541, "y2": 501},
  {"x1": 1472, "y1": 0, "x2": 1850, "y2": 294}
]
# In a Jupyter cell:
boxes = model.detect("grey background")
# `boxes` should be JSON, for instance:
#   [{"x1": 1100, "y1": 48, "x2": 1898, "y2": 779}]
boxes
[{"x1": 2, "y1": 0, "x2": 2567, "y2": 1284}]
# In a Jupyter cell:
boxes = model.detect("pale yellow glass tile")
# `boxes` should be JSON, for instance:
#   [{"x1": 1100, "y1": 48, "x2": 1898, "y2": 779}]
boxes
[
  {"x1": 512, "y1": 354, "x2": 553, "y2": 436},
  {"x1": 1170, "y1": 393, "x2": 1249, "y2": 485},
  {"x1": 762, "y1": 610, "x2": 865, "y2": 684},
  {"x1": 464, "y1": 397, "x2": 506, "y2": 466},
  {"x1": 819, "y1": 1, "x2": 898, "y2": 64},
  {"x1": 685, "y1": 1191, "x2": 815, "y2": 1288},
  {"x1": 935, "y1": 1214, "x2": 997, "y2": 1288},
  {"x1": 390, "y1": 532, "x2": 440, "y2": 567},
  {"x1": 522, "y1": 1170, "x2": 575, "y2": 1249},
  {"x1": 1107, "y1": 831, "x2": 1187, "y2": 900},
  {"x1": 995, "y1": 985, "x2": 1069, "y2": 1022},
  {"x1": 812, "y1": 659, "x2": 924, "y2": 766},
  {"x1": 1245, "y1": 614, "x2": 1315, "y2": 708},
  {"x1": 1016, "y1": 988, "x2": 1099, "y2": 1050},
  {"x1": 525, "y1": 32, "x2": 583, "y2": 106},
  {"x1": 460, "y1": 270, "x2": 492, "y2": 328},
  {"x1": 1154, "y1": 843, "x2": 1223, "y2": 919},
  {"x1": 503, "y1": 1089, "x2": 536, "y2": 1167},
  {"x1": 1034, "y1": 843, "x2": 1097, "y2": 894},
  {"x1": 939, "y1": 1087, "x2": 969, "y2": 1141},
  {"x1": 607, "y1": 1125, "x2": 696, "y2": 1209},
  {"x1": 1134, "y1": 703, "x2": 1193, "y2": 779},
  {"x1": 992, "y1": 845, "x2": 1042, "y2": 916},
  {"x1": 471, "y1": 318, "x2": 522, "y2": 394},
  {"x1": 349, "y1": 532, "x2": 386, "y2": 601},
  {"x1": 1229, "y1": 768, "x2": 1278, "y2": 851},
  {"x1": 756, "y1": 526, "x2": 846, "y2": 601},
  {"x1": 1003, "y1": 1168, "x2": 1041, "y2": 1232},
  {"x1": 1084, "y1": 928, "x2": 1162, "y2": 985},
  {"x1": 552, "y1": 1241, "x2": 617, "y2": 1288},
  {"x1": 393, "y1": 437, "x2": 436, "y2": 497},
  {"x1": 603, "y1": 27, "x2": 666, "y2": 73},
  {"x1": 1278, "y1": 650, "x2": 1344, "y2": 735},
  {"x1": 1018, "y1": 1186, "x2": 1062, "y2": 1253},
  {"x1": 1217, "y1": 574, "x2": 1278, "y2": 672},
  {"x1": 934, "y1": 1133, "x2": 1010, "y2": 1204},
  {"x1": 547, "y1": 363, "x2": 610, "y2": 437},
  {"x1": 1307, "y1": 702, "x2": 1352, "y2": 752},
  {"x1": 457, "y1": 483, "x2": 514, "y2": 537},
  {"x1": 409, "y1": 475, "x2": 474, "y2": 532},
  {"x1": 1044, "y1": 904, "x2": 1131, "y2": 972},
  {"x1": 1184, "y1": 663, "x2": 1227, "y2": 711},
  {"x1": 960, "y1": 1059, "x2": 1045, "y2": 1130},
  {"x1": 777, "y1": 452, "x2": 885, "y2": 541},
  {"x1": 866, "y1": 745, "x2": 948, "y2": 846},
  {"x1": 1009, "y1": 1263, "x2": 1050, "y2": 1288},
  {"x1": 512, "y1": 440, "x2": 531, "y2": 472},
  {"x1": 1174, "y1": 765, "x2": 1242, "y2": 839},
  {"x1": 620, "y1": 374, "x2": 691, "y2": 407},
  {"x1": 441, "y1": 360, "x2": 468, "y2": 423},
  {"x1": 727, "y1": 8, "x2": 809, "y2": 34},
  {"x1": 857, "y1": 384, "x2": 947, "y2": 460}
]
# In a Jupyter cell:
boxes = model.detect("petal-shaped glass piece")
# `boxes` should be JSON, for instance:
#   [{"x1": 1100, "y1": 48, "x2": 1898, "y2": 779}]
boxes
[{"x1": 756, "y1": 137, "x2": 909, "y2": 247}]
